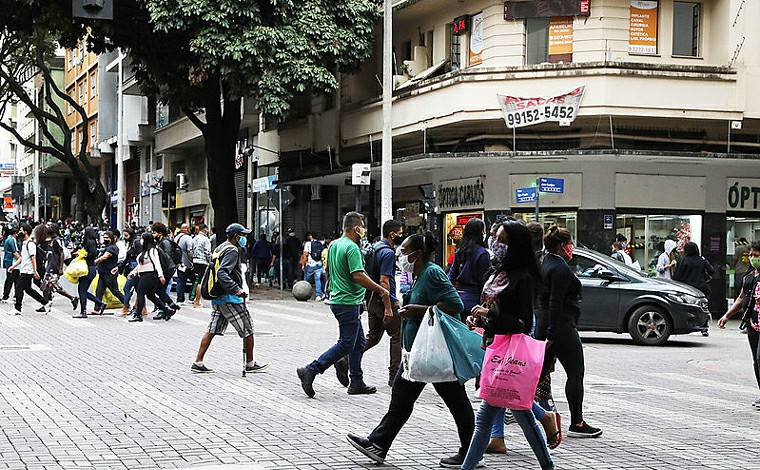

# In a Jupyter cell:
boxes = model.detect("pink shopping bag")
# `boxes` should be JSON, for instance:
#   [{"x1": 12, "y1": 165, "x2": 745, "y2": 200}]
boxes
[{"x1": 478, "y1": 333, "x2": 546, "y2": 410}]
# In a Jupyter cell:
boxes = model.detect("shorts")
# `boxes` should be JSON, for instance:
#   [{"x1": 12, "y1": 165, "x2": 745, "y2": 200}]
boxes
[
  {"x1": 207, "y1": 302, "x2": 254, "y2": 338},
  {"x1": 193, "y1": 263, "x2": 208, "y2": 280}
]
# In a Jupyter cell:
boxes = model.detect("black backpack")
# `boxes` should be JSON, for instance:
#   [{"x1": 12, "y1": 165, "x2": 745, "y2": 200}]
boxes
[
  {"x1": 310, "y1": 240, "x2": 324, "y2": 262},
  {"x1": 363, "y1": 241, "x2": 394, "y2": 300},
  {"x1": 166, "y1": 238, "x2": 183, "y2": 265},
  {"x1": 34, "y1": 242, "x2": 50, "y2": 275}
]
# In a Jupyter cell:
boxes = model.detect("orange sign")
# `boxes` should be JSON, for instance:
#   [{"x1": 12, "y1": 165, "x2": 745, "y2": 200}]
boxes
[
  {"x1": 548, "y1": 17, "x2": 574, "y2": 57},
  {"x1": 629, "y1": 0, "x2": 658, "y2": 54},
  {"x1": 4, "y1": 197, "x2": 13, "y2": 210}
]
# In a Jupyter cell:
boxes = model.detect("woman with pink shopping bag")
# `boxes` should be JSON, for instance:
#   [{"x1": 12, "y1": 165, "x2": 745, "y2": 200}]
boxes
[{"x1": 461, "y1": 221, "x2": 559, "y2": 470}]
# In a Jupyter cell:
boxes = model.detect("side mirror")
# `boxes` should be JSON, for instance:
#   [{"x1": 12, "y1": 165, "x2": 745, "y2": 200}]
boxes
[{"x1": 597, "y1": 268, "x2": 619, "y2": 281}]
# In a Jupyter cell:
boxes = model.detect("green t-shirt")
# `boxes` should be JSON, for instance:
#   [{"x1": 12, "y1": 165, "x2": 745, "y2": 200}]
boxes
[
  {"x1": 402, "y1": 262, "x2": 464, "y2": 351},
  {"x1": 327, "y1": 236, "x2": 366, "y2": 305}
]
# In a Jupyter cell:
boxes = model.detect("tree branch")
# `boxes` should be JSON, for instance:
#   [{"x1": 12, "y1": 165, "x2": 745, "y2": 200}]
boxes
[{"x1": 0, "y1": 119, "x2": 63, "y2": 158}]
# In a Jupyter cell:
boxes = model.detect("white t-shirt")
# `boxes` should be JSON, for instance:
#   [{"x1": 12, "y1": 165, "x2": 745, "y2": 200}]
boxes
[
  {"x1": 19, "y1": 239, "x2": 36, "y2": 274},
  {"x1": 116, "y1": 239, "x2": 127, "y2": 262},
  {"x1": 303, "y1": 240, "x2": 321, "y2": 267}
]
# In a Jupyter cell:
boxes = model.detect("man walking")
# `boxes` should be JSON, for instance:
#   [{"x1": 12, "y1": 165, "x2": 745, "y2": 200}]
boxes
[
  {"x1": 9, "y1": 223, "x2": 49, "y2": 315},
  {"x1": 1, "y1": 226, "x2": 20, "y2": 302},
  {"x1": 297, "y1": 212, "x2": 393, "y2": 398},
  {"x1": 191, "y1": 223, "x2": 212, "y2": 308},
  {"x1": 283, "y1": 229, "x2": 301, "y2": 288},
  {"x1": 191, "y1": 223, "x2": 269, "y2": 374},
  {"x1": 175, "y1": 223, "x2": 195, "y2": 303},
  {"x1": 301, "y1": 232, "x2": 326, "y2": 301}
]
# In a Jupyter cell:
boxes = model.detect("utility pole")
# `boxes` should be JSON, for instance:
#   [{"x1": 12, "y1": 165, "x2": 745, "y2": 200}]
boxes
[
  {"x1": 116, "y1": 50, "x2": 125, "y2": 229},
  {"x1": 381, "y1": 0, "x2": 393, "y2": 224}
]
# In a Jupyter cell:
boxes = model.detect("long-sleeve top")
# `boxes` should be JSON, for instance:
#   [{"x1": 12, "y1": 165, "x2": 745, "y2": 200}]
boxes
[
  {"x1": 482, "y1": 270, "x2": 535, "y2": 338},
  {"x1": 448, "y1": 246, "x2": 491, "y2": 294},
  {"x1": 130, "y1": 248, "x2": 164, "y2": 278},
  {"x1": 673, "y1": 255, "x2": 714, "y2": 293},
  {"x1": 541, "y1": 252, "x2": 582, "y2": 339},
  {"x1": 192, "y1": 233, "x2": 212, "y2": 265},
  {"x1": 251, "y1": 240, "x2": 272, "y2": 259}
]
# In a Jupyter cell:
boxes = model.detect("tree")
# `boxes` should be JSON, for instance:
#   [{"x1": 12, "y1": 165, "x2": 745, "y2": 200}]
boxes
[{"x1": 0, "y1": 27, "x2": 108, "y2": 224}]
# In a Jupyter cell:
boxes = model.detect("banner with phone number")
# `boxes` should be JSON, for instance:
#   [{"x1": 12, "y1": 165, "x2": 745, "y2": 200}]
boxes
[{"x1": 497, "y1": 86, "x2": 585, "y2": 129}]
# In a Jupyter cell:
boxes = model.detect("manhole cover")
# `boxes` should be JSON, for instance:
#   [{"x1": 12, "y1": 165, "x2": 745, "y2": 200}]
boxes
[{"x1": 590, "y1": 385, "x2": 644, "y2": 393}]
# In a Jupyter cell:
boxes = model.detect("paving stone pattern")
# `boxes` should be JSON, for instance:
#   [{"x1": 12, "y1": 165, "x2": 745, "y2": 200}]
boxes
[{"x1": 0, "y1": 285, "x2": 758, "y2": 469}]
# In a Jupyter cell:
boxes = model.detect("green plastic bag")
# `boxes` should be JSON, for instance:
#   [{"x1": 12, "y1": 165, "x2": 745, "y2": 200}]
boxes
[{"x1": 438, "y1": 307, "x2": 485, "y2": 384}]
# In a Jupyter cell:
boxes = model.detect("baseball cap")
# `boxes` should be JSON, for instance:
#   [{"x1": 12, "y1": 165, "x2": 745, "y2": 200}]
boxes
[{"x1": 226, "y1": 223, "x2": 251, "y2": 235}]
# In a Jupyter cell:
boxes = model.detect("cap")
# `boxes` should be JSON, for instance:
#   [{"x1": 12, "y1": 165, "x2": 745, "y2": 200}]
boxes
[{"x1": 225, "y1": 223, "x2": 251, "y2": 236}]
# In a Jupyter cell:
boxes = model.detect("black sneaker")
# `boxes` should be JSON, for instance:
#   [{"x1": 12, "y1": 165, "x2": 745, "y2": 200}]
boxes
[
  {"x1": 439, "y1": 453, "x2": 484, "y2": 468},
  {"x1": 191, "y1": 363, "x2": 214, "y2": 373},
  {"x1": 334, "y1": 357, "x2": 349, "y2": 387},
  {"x1": 71, "y1": 298, "x2": 79, "y2": 311},
  {"x1": 127, "y1": 314, "x2": 142, "y2": 322},
  {"x1": 72, "y1": 313, "x2": 87, "y2": 319},
  {"x1": 97, "y1": 303, "x2": 107, "y2": 315},
  {"x1": 297, "y1": 367, "x2": 317, "y2": 398},
  {"x1": 245, "y1": 362, "x2": 269, "y2": 373},
  {"x1": 347, "y1": 384, "x2": 377, "y2": 395},
  {"x1": 568, "y1": 421, "x2": 603, "y2": 438},
  {"x1": 346, "y1": 434, "x2": 387, "y2": 464},
  {"x1": 153, "y1": 311, "x2": 166, "y2": 320}
]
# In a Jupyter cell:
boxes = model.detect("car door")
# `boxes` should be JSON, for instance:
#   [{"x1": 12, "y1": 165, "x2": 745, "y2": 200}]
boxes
[{"x1": 567, "y1": 254, "x2": 621, "y2": 330}]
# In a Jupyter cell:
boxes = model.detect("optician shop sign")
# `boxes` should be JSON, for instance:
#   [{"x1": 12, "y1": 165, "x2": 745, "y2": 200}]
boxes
[
  {"x1": 728, "y1": 178, "x2": 760, "y2": 212},
  {"x1": 437, "y1": 177, "x2": 485, "y2": 212},
  {"x1": 497, "y1": 87, "x2": 585, "y2": 128}
]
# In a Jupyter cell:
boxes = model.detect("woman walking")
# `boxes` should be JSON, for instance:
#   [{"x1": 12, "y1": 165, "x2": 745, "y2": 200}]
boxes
[
  {"x1": 119, "y1": 228, "x2": 142, "y2": 316},
  {"x1": 38, "y1": 223, "x2": 78, "y2": 310},
  {"x1": 73, "y1": 227, "x2": 107, "y2": 319},
  {"x1": 673, "y1": 241, "x2": 714, "y2": 336},
  {"x1": 127, "y1": 232, "x2": 169, "y2": 323},
  {"x1": 541, "y1": 226, "x2": 602, "y2": 438},
  {"x1": 347, "y1": 232, "x2": 476, "y2": 468},
  {"x1": 718, "y1": 240, "x2": 760, "y2": 406},
  {"x1": 461, "y1": 220, "x2": 559, "y2": 470},
  {"x1": 448, "y1": 218, "x2": 491, "y2": 322}
]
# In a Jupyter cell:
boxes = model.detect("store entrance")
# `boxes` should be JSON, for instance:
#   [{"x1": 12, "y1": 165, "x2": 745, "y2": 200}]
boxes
[
  {"x1": 444, "y1": 212, "x2": 484, "y2": 268},
  {"x1": 726, "y1": 216, "x2": 760, "y2": 298},
  {"x1": 615, "y1": 214, "x2": 702, "y2": 275}
]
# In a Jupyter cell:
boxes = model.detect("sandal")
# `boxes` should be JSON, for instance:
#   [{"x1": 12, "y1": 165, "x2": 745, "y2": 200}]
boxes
[{"x1": 548, "y1": 412, "x2": 562, "y2": 449}]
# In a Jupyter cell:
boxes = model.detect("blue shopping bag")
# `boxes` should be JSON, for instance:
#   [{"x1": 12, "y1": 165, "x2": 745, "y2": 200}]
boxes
[{"x1": 437, "y1": 307, "x2": 485, "y2": 384}]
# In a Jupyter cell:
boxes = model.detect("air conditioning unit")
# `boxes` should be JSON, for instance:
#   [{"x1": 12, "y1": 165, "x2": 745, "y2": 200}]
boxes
[{"x1": 176, "y1": 173, "x2": 188, "y2": 190}]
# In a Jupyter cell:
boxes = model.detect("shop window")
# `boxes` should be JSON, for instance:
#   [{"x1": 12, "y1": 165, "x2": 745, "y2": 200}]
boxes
[
  {"x1": 526, "y1": 17, "x2": 574, "y2": 65},
  {"x1": 616, "y1": 214, "x2": 702, "y2": 274},
  {"x1": 444, "y1": 212, "x2": 484, "y2": 266},
  {"x1": 512, "y1": 211, "x2": 578, "y2": 242},
  {"x1": 672, "y1": 2, "x2": 701, "y2": 57},
  {"x1": 726, "y1": 217, "x2": 760, "y2": 297}
]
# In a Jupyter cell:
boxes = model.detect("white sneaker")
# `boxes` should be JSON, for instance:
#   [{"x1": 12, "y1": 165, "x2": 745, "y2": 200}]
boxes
[
  {"x1": 323, "y1": 298, "x2": 330, "y2": 305},
  {"x1": 315, "y1": 295, "x2": 323, "y2": 302}
]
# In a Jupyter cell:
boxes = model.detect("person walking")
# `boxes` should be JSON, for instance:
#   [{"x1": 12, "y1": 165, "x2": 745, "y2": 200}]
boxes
[
  {"x1": 39, "y1": 223, "x2": 78, "y2": 310},
  {"x1": 541, "y1": 226, "x2": 603, "y2": 438},
  {"x1": 1, "y1": 226, "x2": 20, "y2": 302},
  {"x1": 73, "y1": 227, "x2": 108, "y2": 319},
  {"x1": 9, "y1": 223, "x2": 50, "y2": 315},
  {"x1": 448, "y1": 218, "x2": 490, "y2": 322},
  {"x1": 283, "y1": 229, "x2": 301, "y2": 288},
  {"x1": 673, "y1": 241, "x2": 714, "y2": 337},
  {"x1": 347, "y1": 232, "x2": 475, "y2": 468},
  {"x1": 718, "y1": 240, "x2": 760, "y2": 406},
  {"x1": 93, "y1": 231, "x2": 125, "y2": 312},
  {"x1": 251, "y1": 233, "x2": 272, "y2": 287},
  {"x1": 191, "y1": 223, "x2": 212, "y2": 308},
  {"x1": 127, "y1": 232, "x2": 170, "y2": 323},
  {"x1": 175, "y1": 223, "x2": 195, "y2": 304},
  {"x1": 119, "y1": 228, "x2": 142, "y2": 316},
  {"x1": 151, "y1": 222, "x2": 180, "y2": 318},
  {"x1": 461, "y1": 220, "x2": 560, "y2": 470},
  {"x1": 191, "y1": 223, "x2": 269, "y2": 374},
  {"x1": 611, "y1": 241, "x2": 633, "y2": 266},
  {"x1": 296, "y1": 212, "x2": 391, "y2": 398},
  {"x1": 301, "y1": 232, "x2": 326, "y2": 301},
  {"x1": 656, "y1": 239, "x2": 678, "y2": 280}
]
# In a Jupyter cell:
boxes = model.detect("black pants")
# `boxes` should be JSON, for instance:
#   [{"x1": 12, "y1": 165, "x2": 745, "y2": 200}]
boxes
[
  {"x1": 255, "y1": 257, "x2": 270, "y2": 284},
  {"x1": 95, "y1": 271, "x2": 125, "y2": 305},
  {"x1": 747, "y1": 327, "x2": 760, "y2": 391},
  {"x1": 544, "y1": 322, "x2": 585, "y2": 425},
  {"x1": 3, "y1": 268, "x2": 18, "y2": 300},
  {"x1": 368, "y1": 369, "x2": 475, "y2": 456},
  {"x1": 15, "y1": 273, "x2": 46, "y2": 311},
  {"x1": 136, "y1": 272, "x2": 166, "y2": 314}
]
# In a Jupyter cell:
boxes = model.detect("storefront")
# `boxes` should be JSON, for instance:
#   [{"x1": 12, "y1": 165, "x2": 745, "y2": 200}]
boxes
[{"x1": 436, "y1": 176, "x2": 485, "y2": 265}]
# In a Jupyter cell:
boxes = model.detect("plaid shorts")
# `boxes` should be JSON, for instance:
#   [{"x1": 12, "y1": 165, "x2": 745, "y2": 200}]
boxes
[{"x1": 207, "y1": 302, "x2": 254, "y2": 338}]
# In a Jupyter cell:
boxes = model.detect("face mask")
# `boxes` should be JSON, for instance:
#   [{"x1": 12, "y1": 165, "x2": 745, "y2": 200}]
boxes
[
  {"x1": 563, "y1": 243, "x2": 574, "y2": 260},
  {"x1": 751, "y1": 257, "x2": 760, "y2": 269},
  {"x1": 398, "y1": 252, "x2": 416, "y2": 273},
  {"x1": 356, "y1": 226, "x2": 366, "y2": 238},
  {"x1": 238, "y1": 236, "x2": 247, "y2": 248},
  {"x1": 492, "y1": 242, "x2": 508, "y2": 261}
]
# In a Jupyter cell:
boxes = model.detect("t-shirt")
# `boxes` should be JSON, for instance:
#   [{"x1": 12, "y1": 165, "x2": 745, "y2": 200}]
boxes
[
  {"x1": 326, "y1": 236, "x2": 365, "y2": 305},
  {"x1": 401, "y1": 262, "x2": 464, "y2": 351},
  {"x1": 19, "y1": 239, "x2": 36, "y2": 275},
  {"x1": 97, "y1": 245, "x2": 120, "y2": 273},
  {"x1": 303, "y1": 240, "x2": 322, "y2": 267},
  {"x1": 374, "y1": 240, "x2": 397, "y2": 302},
  {"x1": 176, "y1": 233, "x2": 195, "y2": 267},
  {"x1": 3, "y1": 235, "x2": 18, "y2": 269}
]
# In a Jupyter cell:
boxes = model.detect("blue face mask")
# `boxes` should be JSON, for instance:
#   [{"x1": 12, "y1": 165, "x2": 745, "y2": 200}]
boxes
[{"x1": 238, "y1": 236, "x2": 247, "y2": 248}]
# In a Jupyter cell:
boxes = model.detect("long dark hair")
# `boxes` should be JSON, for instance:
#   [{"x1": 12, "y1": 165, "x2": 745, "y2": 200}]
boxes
[
  {"x1": 497, "y1": 220, "x2": 542, "y2": 286},
  {"x1": 405, "y1": 231, "x2": 439, "y2": 264},
  {"x1": 83, "y1": 227, "x2": 98, "y2": 242},
  {"x1": 454, "y1": 218, "x2": 486, "y2": 264}
]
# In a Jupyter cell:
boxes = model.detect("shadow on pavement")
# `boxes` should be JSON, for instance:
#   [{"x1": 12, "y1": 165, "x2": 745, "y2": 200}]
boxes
[{"x1": 580, "y1": 335, "x2": 711, "y2": 348}]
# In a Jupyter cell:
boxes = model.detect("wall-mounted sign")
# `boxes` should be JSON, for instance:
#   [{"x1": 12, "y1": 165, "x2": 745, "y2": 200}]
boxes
[
  {"x1": 516, "y1": 187, "x2": 537, "y2": 204},
  {"x1": 352, "y1": 163, "x2": 371, "y2": 186},
  {"x1": 603, "y1": 214, "x2": 614, "y2": 230},
  {"x1": 629, "y1": 0, "x2": 658, "y2": 54},
  {"x1": 539, "y1": 177, "x2": 565, "y2": 194},
  {"x1": 437, "y1": 177, "x2": 485, "y2": 212},
  {"x1": 497, "y1": 87, "x2": 585, "y2": 128},
  {"x1": 727, "y1": 178, "x2": 760, "y2": 212},
  {"x1": 453, "y1": 14, "x2": 470, "y2": 35},
  {"x1": 548, "y1": 17, "x2": 574, "y2": 57},
  {"x1": 469, "y1": 12, "x2": 484, "y2": 65},
  {"x1": 503, "y1": 0, "x2": 590, "y2": 19},
  {"x1": 253, "y1": 175, "x2": 277, "y2": 194}
]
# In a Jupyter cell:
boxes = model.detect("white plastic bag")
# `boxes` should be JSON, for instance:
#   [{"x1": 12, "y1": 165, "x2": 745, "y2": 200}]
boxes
[{"x1": 401, "y1": 308, "x2": 457, "y2": 383}]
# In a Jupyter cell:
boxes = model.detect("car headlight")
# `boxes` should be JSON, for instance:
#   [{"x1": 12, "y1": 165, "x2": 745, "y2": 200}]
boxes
[{"x1": 665, "y1": 292, "x2": 703, "y2": 306}]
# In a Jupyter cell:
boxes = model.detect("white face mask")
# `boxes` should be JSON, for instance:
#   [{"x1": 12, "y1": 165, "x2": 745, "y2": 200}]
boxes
[{"x1": 398, "y1": 252, "x2": 416, "y2": 273}]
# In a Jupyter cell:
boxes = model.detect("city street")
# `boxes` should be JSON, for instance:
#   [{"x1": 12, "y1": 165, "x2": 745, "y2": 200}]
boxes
[{"x1": 0, "y1": 286, "x2": 758, "y2": 470}]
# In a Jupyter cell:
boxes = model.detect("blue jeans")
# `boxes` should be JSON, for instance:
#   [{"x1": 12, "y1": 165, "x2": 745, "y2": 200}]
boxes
[
  {"x1": 306, "y1": 304, "x2": 366, "y2": 386},
  {"x1": 490, "y1": 402, "x2": 546, "y2": 438},
  {"x1": 303, "y1": 263, "x2": 325, "y2": 297},
  {"x1": 176, "y1": 266, "x2": 195, "y2": 302},
  {"x1": 462, "y1": 402, "x2": 553, "y2": 470},
  {"x1": 123, "y1": 274, "x2": 139, "y2": 307}
]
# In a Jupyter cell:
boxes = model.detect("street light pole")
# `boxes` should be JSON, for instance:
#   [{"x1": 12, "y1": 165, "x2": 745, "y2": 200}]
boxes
[
  {"x1": 381, "y1": 0, "x2": 393, "y2": 224},
  {"x1": 116, "y1": 49, "x2": 125, "y2": 229}
]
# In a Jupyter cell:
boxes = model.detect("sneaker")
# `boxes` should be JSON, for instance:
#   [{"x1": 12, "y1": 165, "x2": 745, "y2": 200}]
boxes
[
  {"x1": 751, "y1": 397, "x2": 760, "y2": 407},
  {"x1": 71, "y1": 298, "x2": 79, "y2": 311},
  {"x1": 701, "y1": 329, "x2": 709, "y2": 337},
  {"x1": 315, "y1": 295, "x2": 323, "y2": 302},
  {"x1": 334, "y1": 357, "x2": 349, "y2": 387},
  {"x1": 72, "y1": 313, "x2": 87, "y2": 319},
  {"x1": 323, "y1": 297, "x2": 330, "y2": 305},
  {"x1": 297, "y1": 367, "x2": 317, "y2": 398},
  {"x1": 35, "y1": 305, "x2": 47, "y2": 313},
  {"x1": 153, "y1": 311, "x2": 166, "y2": 320},
  {"x1": 245, "y1": 362, "x2": 269, "y2": 373},
  {"x1": 346, "y1": 434, "x2": 387, "y2": 464},
  {"x1": 567, "y1": 421, "x2": 603, "y2": 438},
  {"x1": 0, "y1": 297, "x2": 10, "y2": 304},
  {"x1": 347, "y1": 384, "x2": 377, "y2": 395},
  {"x1": 127, "y1": 314, "x2": 142, "y2": 322},
  {"x1": 191, "y1": 363, "x2": 214, "y2": 373},
  {"x1": 439, "y1": 453, "x2": 484, "y2": 468}
]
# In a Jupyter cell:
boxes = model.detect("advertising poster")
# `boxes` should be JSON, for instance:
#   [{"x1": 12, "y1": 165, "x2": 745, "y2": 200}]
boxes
[
  {"x1": 497, "y1": 87, "x2": 586, "y2": 128},
  {"x1": 629, "y1": 0, "x2": 658, "y2": 54},
  {"x1": 548, "y1": 17, "x2": 574, "y2": 57},
  {"x1": 469, "y1": 12, "x2": 484, "y2": 66}
]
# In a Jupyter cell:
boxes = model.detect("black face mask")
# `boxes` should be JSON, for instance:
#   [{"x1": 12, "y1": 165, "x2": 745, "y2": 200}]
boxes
[{"x1": 393, "y1": 235, "x2": 404, "y2": 246}]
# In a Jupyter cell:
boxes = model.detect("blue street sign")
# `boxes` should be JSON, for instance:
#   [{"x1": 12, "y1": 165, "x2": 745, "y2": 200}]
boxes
[
  {"x1": 539, "y1": 177, "x2": 564, "y2": 194},
  {"x1": 516, "y1": 187, "x2": 537, "y2": 203}
]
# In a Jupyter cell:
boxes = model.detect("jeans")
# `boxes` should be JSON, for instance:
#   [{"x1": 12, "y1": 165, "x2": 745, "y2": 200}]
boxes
[
  {"x1": 3, "y1": 267, "x2": 18, "y2": 299},
  {"x1": 303, "y1": 263, "x2": 325, "y2": 297},
  {"x1": 462, "y1": 401, "x2": 554, "y2": 470},
  {"x1": 123, "y1": 274, "x2": 139, "y2": 307},
  {"x1": 78, "y1": 266, "x2": 105, "y2": 315},
  {"x1": 95, "y1": 270, "x2": 124, "y2": 305},
  {"x1": 368, "y1": 369, "x2": 474, "y2": 456},
  {"x1": 15, "y1": 273, "x2": 47, "y2": 311},
  {"x1": 306, "y1": 304, "x2": 366, "y2": 386},
  {"x1": 546, "y1": 322, "x2": 585, "y2": 425},
  {"x1": 159, "y1": 268, "x2": 176, "y2": 308},
  {"x1": 176, "y1": 265, "x2": 195, "y2": 302},
  {"x1": 365, "y1": 299, "x2": 401, "y2": 379},
  {"x1": 490, "y1": 402, "x2": 546, "y2": 438}
]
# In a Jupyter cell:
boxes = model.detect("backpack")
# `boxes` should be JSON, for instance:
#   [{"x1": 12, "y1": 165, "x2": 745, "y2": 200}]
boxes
[
  {"x1": 34, "y1": 242, "x2": 50, "y2": 275},
  {"x1": 363, "y1": 241, "x2": 394, "y2": 300},
  {"x1": 201, "y1": 244, "x2": 237, "y2": 300},
  {"x1": 157, "y1": 238, "x2": 180, "y2": 272},
  {"x1": 166, "y1": 238, "x2": 183, "y2": 265},
  {"x1": 309, "y1": 240, "x2": 324, "y2": 262}
]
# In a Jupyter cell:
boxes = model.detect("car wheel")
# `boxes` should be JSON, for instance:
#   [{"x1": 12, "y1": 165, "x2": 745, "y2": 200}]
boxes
[{"x1": 628, "y1": 306, "x2": 672, "y2": 346}]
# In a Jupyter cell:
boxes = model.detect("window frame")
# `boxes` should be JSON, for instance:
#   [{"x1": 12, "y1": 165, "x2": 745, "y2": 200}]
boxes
[{"x1": 671, "y1": 1, "x2": 702, "y2": 58}]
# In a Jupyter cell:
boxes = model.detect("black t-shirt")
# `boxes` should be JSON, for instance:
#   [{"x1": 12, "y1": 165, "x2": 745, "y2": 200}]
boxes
[
  {"x1": 741, "y1": 270, "x2": 760, "y2": 315},
  {"x1": 84, "y1": 239, "x2": 98, "y2": 266},
  {"x1": 97, "y1": 245, "x2": 119, "y2": 273}
]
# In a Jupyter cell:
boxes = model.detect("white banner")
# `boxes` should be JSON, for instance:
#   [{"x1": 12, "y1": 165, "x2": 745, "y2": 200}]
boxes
[{"x1": 497, "y1": 86, "x2": 585, "y2": 128}]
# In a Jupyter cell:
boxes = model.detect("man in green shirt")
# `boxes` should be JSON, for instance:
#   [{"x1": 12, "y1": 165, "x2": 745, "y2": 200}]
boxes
[{"x1": 297, "y1": 212, "x2": 392, "y2": 398}]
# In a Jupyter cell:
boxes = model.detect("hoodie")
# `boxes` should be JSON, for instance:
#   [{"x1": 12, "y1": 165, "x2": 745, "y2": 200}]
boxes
[{"x1": 656, "y1": 240, "x2": 678, "y2": 279}]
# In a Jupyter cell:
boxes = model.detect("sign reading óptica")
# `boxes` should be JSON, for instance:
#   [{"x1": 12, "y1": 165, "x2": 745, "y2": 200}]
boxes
[
  {"x1": 727, "y1": 178, "x2": 760, "y2": 211},
  {"x1": 437, "y1": 177, "x2": 485, "y2": 212}
]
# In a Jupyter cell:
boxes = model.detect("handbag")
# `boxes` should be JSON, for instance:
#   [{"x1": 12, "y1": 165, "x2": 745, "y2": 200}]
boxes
[
  {"x1": 401, "y1": 307, "x2": 457, "y2": 383},
  {"x1": 478, "y1": 333, "x2": 546, "y2": 410},
  {"x1": 438, "y1": 308, "x2": 485, "y2": 384}
]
